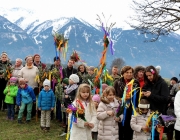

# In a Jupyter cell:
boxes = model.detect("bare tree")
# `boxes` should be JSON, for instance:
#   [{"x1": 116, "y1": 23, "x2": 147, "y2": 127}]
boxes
[
  {"x1": 128, "y1": 0, "x2": 180, "y2": 42},
  {"x1": 109, "y1": 58, "x2": 125, "y2": 74}
]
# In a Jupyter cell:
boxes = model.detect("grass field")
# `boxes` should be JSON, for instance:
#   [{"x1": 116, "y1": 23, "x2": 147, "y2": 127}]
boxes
[{"x1": 0, "y1": 111, "x2": 66, "y2": 140}]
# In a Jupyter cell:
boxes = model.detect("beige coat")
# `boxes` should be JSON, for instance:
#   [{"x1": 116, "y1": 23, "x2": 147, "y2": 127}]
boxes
[
  {"x1": 130, "y1": 111, "x2": 151, "y2": 140},
  {"x1": 97, "y1": 98, "x2": 122, "y2": 140},
  {"x1": 69, "y1": 100, "x2": 97, "y2": 140}
]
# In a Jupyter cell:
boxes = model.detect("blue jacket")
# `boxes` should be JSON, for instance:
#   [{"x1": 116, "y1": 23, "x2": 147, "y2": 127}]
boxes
[
  {"x1": 38, "y1": 88, "x2": 55, "y2": 110},
  {"x1": 16, "y1": 85, "x2": 36, "y2": 106}
]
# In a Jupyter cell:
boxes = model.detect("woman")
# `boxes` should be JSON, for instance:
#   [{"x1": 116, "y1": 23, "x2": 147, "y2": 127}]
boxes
[
  {"x1": 114, "y1": 66, "x2": 140, "y2": 140},
  {"x1": 77, "y1": 64, "x2": 88, "y2": 84},
  {"x1": 18, "y1": 56, "x2": 39, "y2": 117},
  {"x1": 134, "y1": 65, "x2": 145, "y2": 88},
  {"x1": 12, "y1": 58, "x2": 23, "y2": 79},
  {"x1": 142, "y1": 65, "x2": 169, "y2": 140},
  {"x1": 0, "y1": 52, "x2": 12, "y2": 111}
]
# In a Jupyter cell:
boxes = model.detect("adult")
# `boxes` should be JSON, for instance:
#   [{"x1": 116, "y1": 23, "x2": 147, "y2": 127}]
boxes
[
  {"x1": 12, "y1": 58, "x2": 23, "y2": 79},
  {"x1": 114, "y1": 66, "x2": 140, "y2": 140},
  {"x1": 33, "y1": 54, "x2": 46, "y2": 70},
  {"x1": 142, "y1": 65, "x2": 169, "y2": 140},
  {"x1": 111, "y1": 65, "x2": 121, "y2": 82},
  {"x1": 169, "y1": 77, "x2": 178, "y2": 92},
  {"x1": 49, "y1": 56, "x2": 65, "y2": 122},
  {"x1": 0, "y1": 52, "x2": 12, "y2": 111},
  {"x1": 18, "y1": 56, "x2": 39, "y2": 117},
  {"x1": 63, "y1": 59, "x2": 77, "y2": 78},
  {"x1": 11, "y1": 58, "x2": 23, "y2": 114},
  {"x1": 134, "y1": 65, "x2": 145, "y2": 88},
  {"x1": 77, "y1": 64, "x2": 88, "y2": 84},
  {"x1": 167, "y1": 77, "x2": 179, "y2": 140}
]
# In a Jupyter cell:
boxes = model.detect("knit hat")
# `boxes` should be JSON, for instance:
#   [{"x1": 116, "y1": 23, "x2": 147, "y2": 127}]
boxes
[
  {"x1": 10, "y1": 77, "x2": 17, "y2": 83},
  {"x1": 18, "y1": 78, "x2": 26, "y2": 85},
  {"x1": 63, "y1": 78, "x2": 69, "y2": 85},
  {"x1": 69, "y1": 74, "x2": 79, "y2": 83},
  {"x1": 54, "y1": 56, "x2": 60, "y2": 62},
  {"x1": 43, "y1": 79, "x2": 50, "y2": 87},
  {"x1": 102, "y1": 83, "x2": 108, "y2": 91},
  {"x1": 171, "y1": 77, "x2": 178, "y2": 83},
  {"x1": 92, "y1": 94, "x2": 101, "y2": 103},
  {"x1": 155, "y1": 65, "x2": 161, "y2": 74},
  {"x1": 138, "y1": 99, "x2": 150, "y2": 109}
]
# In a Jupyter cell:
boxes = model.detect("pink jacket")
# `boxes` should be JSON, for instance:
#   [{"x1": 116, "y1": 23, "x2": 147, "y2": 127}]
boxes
[
  {"x1": 130, "y1": 111, "x2": 151, "y2": 140},
  {"x1": 97, "y1": 98, "x2": 122, "y2": 140}
]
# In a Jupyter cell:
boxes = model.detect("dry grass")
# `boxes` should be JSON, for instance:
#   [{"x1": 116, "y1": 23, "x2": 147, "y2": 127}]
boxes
[{"x1": 0, "y1": 111, "x2": 66, "y2": 140}]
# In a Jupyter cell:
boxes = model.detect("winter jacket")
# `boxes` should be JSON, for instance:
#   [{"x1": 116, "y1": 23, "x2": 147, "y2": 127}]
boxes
[
  {"x1": 142, "y1": 76, "x2": 169, "y2": 114},
  {"x1": 16, "y1": 85, "x2": 36, "y2": 106},
  {"x1": 130, "y1": 111, "x2": 151, "y2": 140},
  {"x1": 63, "y1": 66, "x2": 77, "y2": 78},
  {"x1": 69, "y1": 100, "x2": 97, "y2": 140},
  {"x1": 64, "y1": 85, "x2": 78, "y2": 107},
  {"x1": 3, "y1": 85, "x2": 18, "y2": 104},
  {"x1": 174, "y1": 91, "x2": 180, "y2": 131},
  {"x1": 97, "y1": 98, "x2": 123, "y2": 140},
  {"x1": 38, "y1": 88, "x2": 55, "y2": 110}
]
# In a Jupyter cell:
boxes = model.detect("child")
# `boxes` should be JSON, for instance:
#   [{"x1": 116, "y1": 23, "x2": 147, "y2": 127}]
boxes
[
  {"x1": 91, "y1": 94, "x2": 100, "y2": 140},
  {"x1": 68, "y1": 83, "x2": 97, "y2": 140},
  {"x1": 97, "y1": 86, "x2": 122, "y2": 140},
  {"x1": 130, "y1": 98, "x2": 151, "y2": 140},
  {"x1": 38, "y1": 79, "x2": 55, "y2": 132},
  {"x1": 62, "y1": 74, "x2": 79, "y2": 136},
  {"x1": 64, "y1": 74, "x2": 79, "y2": 107},
  {"x1": 16, "y1": 78, "x2": 36, "y2": 124},
  {"x1": 3, "y1": 77, "x2": 18, "y2": 120}
]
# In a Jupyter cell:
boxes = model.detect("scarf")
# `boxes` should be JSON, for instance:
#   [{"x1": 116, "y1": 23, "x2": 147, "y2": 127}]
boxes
[{"x1": 66, "y1": 84, "x2": 78, "y2": 94}]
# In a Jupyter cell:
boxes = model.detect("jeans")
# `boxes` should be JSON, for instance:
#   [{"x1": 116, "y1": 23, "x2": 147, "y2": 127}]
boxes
[
  {"x1": 7, "y1": 103, "x2": 14, "y2": 118},
  {"x1": 18, "y1": 102, "x2": 33, "y2": 121}
]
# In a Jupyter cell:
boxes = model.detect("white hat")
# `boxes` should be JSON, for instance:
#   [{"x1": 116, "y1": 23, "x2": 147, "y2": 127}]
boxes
[
  {"x1": 43, "y1": 79, "x2": 50, "y2": 87},
  {"x1": 69, "y1": 74, "x2": 79, "y2": 83}
]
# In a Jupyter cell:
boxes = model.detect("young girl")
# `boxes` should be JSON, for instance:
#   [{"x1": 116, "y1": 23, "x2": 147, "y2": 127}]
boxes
[
  {"x1": 16, "y1": 78, "x2": 36, "y2": 124},
  {"x1": 91, "y1": 94, "x2": 100, "y2": 140},
  {"x1": 68, "y1": 83, "x2": 96, "y2": 140},
  {"x1": 130, "y1": 98, "x2": 151, "y2": 140},
  {"x1": 3, "y1": 77, "x2": 18, "y2": 120},
  {"x1": 97, "y1": 86, "x2": 122, "y2": 140},
  {"x1": 38, "y1": 79, "x2": 55, "y2": 132}
]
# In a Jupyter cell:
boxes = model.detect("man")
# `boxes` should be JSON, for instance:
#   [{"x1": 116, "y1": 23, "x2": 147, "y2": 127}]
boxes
[
  {"x1": 33, "y1": 54, "x2": 46, "y2": 70},
  {"x1": 111, "y1": 65, "x2": 121, "y2": 81},
  {"x1": 63, "y1": 59, "x2": 77, "y2": 78}
]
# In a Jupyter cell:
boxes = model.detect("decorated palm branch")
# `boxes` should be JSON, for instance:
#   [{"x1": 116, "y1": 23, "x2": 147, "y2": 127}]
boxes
[
  {"x1": 53, "y1": 31, "x2": 69, "y2": 60},
  {"x1": 38, "y1": 67, "x2": 49, "y2": 84},
  {"x1": 0, "y1": 64, "x2": 13, "y2": 81},
  {"x1": 70, "y1": 50, "x2": 81, "y2": 63},
  {"x1": 93, "y1": 13, "x2": 115, "y2": 94}
]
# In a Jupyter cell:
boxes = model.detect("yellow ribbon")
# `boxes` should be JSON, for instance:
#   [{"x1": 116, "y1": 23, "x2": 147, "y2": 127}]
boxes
[{"x1": 34, "y1": 75, "x2": 40, "y2": 83}]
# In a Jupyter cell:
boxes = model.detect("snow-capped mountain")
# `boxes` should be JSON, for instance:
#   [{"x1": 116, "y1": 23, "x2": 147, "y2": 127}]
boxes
[{"x1": 1, "y1": 7, "x2": 180, "y2": 78}]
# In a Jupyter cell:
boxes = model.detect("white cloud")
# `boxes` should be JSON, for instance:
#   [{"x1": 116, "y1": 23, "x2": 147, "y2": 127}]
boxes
[{"x1": 1, "y1": 0, "x2": 133, "y2": 29}]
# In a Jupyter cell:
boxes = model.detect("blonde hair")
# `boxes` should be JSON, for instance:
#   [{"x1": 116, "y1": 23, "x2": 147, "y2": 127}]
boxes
[
  {"x1": 101, "y1": 86, "x2": 116, "y2": 104},
  {"x1": 75, "y1": 83, "x2": 95, "y2": 113}
]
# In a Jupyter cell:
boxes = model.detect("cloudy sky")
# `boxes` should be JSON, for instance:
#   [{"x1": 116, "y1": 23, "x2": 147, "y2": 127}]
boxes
[{"x1": 2, "y1": 0, "x2": 134, "y2": 29}]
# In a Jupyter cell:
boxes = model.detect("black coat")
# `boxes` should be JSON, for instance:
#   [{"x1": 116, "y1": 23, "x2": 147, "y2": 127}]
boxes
[{"x1": 142, "y1": 76, "x2": 169, "y2": 114}]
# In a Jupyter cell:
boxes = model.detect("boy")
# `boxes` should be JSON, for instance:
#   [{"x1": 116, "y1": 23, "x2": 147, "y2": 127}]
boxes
[
  {"x1": 16, "y1": 78, "x2": 36, "y2": 124},
  {"x1": 38, "y1": 79, "x2": 55, "y2": 132}
]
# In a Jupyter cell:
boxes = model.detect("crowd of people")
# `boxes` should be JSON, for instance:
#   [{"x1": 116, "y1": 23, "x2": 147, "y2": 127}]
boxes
[{"x1": 0, "y1": 51, "x2": 180, "y2": 140}]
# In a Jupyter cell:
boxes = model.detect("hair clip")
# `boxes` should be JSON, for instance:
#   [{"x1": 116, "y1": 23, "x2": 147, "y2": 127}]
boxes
[{"x1": 150, "y1": 69, "x2": 155, "y2": 74}]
